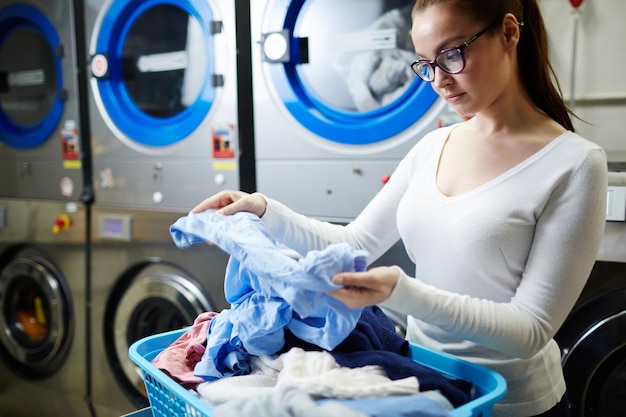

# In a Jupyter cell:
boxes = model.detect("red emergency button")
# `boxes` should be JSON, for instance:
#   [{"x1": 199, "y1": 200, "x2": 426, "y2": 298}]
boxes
[
  {"x1": 381, "y1": 174, "x2": 391, "y2": 185},
  {"x1": 53, "y1": 214, "x2": 72, "y2": 234}
]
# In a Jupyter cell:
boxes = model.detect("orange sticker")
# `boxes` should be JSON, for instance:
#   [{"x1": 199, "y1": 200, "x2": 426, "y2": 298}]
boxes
[
  {"x1": 212, "y1": 123, "x2": 235, "y2": 159},
  {"x1": 61, "y1": 120, "x2": 80, "y2": 160}
]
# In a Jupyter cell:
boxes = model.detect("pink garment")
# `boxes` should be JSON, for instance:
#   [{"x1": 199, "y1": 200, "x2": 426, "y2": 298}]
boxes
[{"x1": 151, "y1": 311, "x2": 218, "y2": 389}]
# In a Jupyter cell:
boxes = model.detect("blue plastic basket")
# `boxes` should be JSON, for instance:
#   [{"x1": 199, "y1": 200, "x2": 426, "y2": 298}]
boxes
[{"x1": 129, "y1": 328, "x2": 506, "y2": 417}]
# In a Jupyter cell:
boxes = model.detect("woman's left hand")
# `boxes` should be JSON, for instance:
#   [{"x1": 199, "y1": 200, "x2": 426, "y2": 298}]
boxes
[{"x1": 329, "y1": 266, "x2": 401, "y2": 309}]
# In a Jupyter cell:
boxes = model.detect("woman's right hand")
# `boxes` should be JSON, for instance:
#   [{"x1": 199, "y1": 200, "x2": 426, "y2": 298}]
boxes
[{"x1": 191, "y1": 190, "x2": 267, "y2": 217}]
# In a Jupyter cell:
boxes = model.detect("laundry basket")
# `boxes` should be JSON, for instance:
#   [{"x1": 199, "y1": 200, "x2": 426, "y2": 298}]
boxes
[{"x1": 129, "y1": 328, "x2": 506, "y2": 417}]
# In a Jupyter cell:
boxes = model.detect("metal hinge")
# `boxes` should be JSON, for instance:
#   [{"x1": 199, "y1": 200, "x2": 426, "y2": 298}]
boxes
[
  {"x1": 210, "y1": 21, "x2": 223, "y2": 35},
  {"x1": 212, "y1": 74, "x2": 224, "y2": 87}
]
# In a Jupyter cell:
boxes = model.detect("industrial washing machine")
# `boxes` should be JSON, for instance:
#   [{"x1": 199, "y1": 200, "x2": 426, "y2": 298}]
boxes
[
  {"x1": 86, "y1": 0, "x2": 240, "y2": 212},
  {"x1": 0, "y1": 0, "x2": 92, "y2": 416},
  {"x1": 251, "y1": 0, "x2": 461, "y2": 222},
  {"x1": 89, "y1": 206, "x2": 230, "y2": 417},
  {"x1": 83, "y1": 0, "x2": 239, "y2": 415},
  {"x1": 0, "y1": 200, "x2": 91, "y2": 417},
  {"x1": 555, "y1": 167, "x2": 626, "y2": 417}
]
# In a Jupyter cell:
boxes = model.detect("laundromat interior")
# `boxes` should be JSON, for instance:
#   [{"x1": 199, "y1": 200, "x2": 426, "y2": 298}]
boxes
[{"x1": 1, "y1": 0, "x2": 625, "y2": 416}]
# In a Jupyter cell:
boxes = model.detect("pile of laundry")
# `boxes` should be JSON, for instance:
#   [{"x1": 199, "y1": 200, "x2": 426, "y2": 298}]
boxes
[{"x1": 151, "y1": 210, "x2": 473, "y2": 417}]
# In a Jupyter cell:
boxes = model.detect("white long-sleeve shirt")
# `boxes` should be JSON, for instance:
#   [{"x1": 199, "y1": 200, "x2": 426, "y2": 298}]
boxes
[{"x1": 260, "y1": 125, "x2": 607, "y2": 417}]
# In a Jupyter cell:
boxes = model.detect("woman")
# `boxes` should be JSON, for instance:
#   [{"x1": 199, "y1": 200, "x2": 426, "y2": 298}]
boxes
[{"x1": 193, "y1": 1, "x2": 607, "y2": 416}]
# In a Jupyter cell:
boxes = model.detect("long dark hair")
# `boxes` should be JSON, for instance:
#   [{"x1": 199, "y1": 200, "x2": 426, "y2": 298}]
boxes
[{"x1": 412, "y1": 0, "x2": 575, "y2": 131}]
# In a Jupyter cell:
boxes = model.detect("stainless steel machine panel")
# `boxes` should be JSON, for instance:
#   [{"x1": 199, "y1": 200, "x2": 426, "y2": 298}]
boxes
[
  {"x1": 257, "y1": 159, "x2": 400, "y2": 222},
  {"x1": 0, "y1": 199, "x2": 91, "y2": 417}
]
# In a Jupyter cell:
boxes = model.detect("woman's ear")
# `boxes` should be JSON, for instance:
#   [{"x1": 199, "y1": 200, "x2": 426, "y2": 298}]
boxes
[{"x1": 502, "y1": 13, "x2": 521, "y2": 49}]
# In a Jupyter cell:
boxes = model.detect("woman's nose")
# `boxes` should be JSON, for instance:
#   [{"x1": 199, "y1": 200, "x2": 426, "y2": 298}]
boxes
[{"x1": 432, "y1": 66, "x2": 452, "y2": 88}]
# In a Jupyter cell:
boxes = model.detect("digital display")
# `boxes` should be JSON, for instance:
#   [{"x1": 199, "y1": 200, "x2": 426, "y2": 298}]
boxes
[
  {"x1": 98, "y1": 214, "x2": 132, "y2": 240},
  {"x1": 104, "y1": 218, "x2": 124, "y2": 235}
]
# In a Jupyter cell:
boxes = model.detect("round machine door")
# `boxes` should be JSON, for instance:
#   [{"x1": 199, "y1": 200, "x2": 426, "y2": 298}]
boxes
[
  {"x1": 89, "y1": 0, "x2": 224, "y2": 149},
  {"x1": 556, "y1": 288, "x2": 626, "y2": 417},
  {"x1": 0, "y1": 245, "x2": 73, "y2": 378},
  {"x1": 0, "y1": 4, "x2": 64, "y2": 149},
  {"x1": 104, "y1": 260, "x2": 216, "y2": 407},
  {"x1": 259, "y1": 0, "x2": 440, "y2": 146}
]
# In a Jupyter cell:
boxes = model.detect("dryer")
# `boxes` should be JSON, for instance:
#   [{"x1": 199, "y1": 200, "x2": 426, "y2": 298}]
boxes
[
  {"x1": 85, "y1": 0, "x2": 240, "y2": 212},
  {"x1": 0, "y1": 200, "x2": 91, "y2": 417},
  {"x1": 0, "y1": 0, "x2": 88, "y2": 203},
  {"x1": 251, "y1": 0, "x2": 461, "y2": 222}
]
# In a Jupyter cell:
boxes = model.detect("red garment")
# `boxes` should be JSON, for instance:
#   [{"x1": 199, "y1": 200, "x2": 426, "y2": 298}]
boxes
[{"x1": 151, "y1": 311, "x2": 218, "y2": 388}]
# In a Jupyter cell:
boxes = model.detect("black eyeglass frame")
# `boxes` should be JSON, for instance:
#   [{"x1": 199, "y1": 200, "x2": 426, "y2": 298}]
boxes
[{"x1": 410, "y1": 19, "x2": 498, "y2": 82}]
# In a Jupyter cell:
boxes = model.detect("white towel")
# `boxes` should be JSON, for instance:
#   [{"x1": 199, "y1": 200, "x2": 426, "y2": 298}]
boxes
[
  {"x1": 277, "y1": 348, "x2": 420, "y2": 399},
  {"x1": 197, "y1": 354, "x2": 283, "y2": 406}
]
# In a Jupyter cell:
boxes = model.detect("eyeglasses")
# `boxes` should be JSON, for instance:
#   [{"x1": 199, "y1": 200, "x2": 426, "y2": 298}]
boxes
[{"x1": 410, "y1": 20, "x2": 497, "y2": 82}]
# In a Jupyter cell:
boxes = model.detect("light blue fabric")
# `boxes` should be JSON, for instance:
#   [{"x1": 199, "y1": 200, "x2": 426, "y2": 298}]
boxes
[
  {"x1": 318, "y1": 394, "x2": 453, "y2": 417},
  {"x1": 170, "y1": 211, "x2": 367, "y2": 380}
]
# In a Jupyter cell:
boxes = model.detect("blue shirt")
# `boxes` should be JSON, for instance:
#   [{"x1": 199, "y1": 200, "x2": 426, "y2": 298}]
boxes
[{"x1": 170, "y1": 210, "x2": 367, "y2": 379}]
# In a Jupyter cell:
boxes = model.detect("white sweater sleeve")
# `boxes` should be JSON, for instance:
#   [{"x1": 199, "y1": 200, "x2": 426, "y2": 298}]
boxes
[{"x1": 381, "y1": 147, "x2": 607, "y2": 359}]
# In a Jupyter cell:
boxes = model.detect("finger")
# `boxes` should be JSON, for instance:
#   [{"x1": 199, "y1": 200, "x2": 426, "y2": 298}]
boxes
[
  {"x1": 332, "y1": 272, "x2": 374, "y2": 289},
  {"x1": 191, "y1": 198, "x2": 212, "y2": 213},
  {"x1": 191, "y1": 193, "x2": 224, "y2": 213},
  {"x1": 216, "y1": 199, "x2": 243, "y2": 216},
  {"x1": 193, "y1": 191, "x2": 242, "y2": 213},
  {"x1": 328, "y1": 288, "x2": 368, "y2": 309}
]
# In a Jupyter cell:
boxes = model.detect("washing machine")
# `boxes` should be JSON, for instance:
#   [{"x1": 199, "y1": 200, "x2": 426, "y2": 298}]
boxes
[
  {"x1": 0, "y1": 200, "x2": 92, "y2": 417},
  {"x1": 251, "y1": 0, "x2": 461, "y2": 222},
  {"x1": 85, "y1": 0, "x2": 240, "y2": 212},
  {"x1": 555, "y1": 166, "x2": 626, "y2": 417},
  {"x1": 89, "y1": 206, "x2": 230, "y2": 417},
  {"x1": 0, "y1": 0, "x2": 89, "y2": 203}
]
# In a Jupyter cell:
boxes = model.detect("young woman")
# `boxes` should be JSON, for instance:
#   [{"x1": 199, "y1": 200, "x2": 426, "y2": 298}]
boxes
[{"x1": 193, "y1": 1, "x2": 607, "y2": 415}]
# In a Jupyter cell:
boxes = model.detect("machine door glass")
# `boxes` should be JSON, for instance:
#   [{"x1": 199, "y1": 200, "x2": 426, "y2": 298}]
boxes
[
  {"x1": 104, "y1": 261, "x2": 215, "y2": 407},
  {"x1": 0, "y1": 247, "x2": 72, "y2": 379},
  {"x1": 91, "y1": 0, "x2": 219, "y2": 146},
  {"x1": 0, "y1": 4, "x2": 64, "y2": 149},
  {"x1": 261, "y1": 0, "x2": 438, "y2": 145}
]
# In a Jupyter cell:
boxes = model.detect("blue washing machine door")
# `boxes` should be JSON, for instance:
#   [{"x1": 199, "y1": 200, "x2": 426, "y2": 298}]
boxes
[
  {"x1": 261, "y1": 0, "x2": 438, "y2": 145},
  {"x1": 0, "y1": 4, "x2": 64, "y2": 149},
  {"x1": 90, "y1": 0, "x2": 219, "y2": 147}
]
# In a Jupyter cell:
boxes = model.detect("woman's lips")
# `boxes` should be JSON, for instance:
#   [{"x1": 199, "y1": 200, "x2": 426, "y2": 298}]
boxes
[{"x1": 445, "y1": 92, "x2": 464, "y2": 103}]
